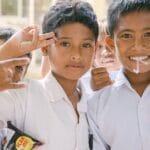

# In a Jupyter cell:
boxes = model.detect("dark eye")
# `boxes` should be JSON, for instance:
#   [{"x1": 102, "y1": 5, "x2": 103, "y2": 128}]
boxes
[
  {"x1": 60, "y1": 41, "x2": 70, "y2": 47},
  {"x1": 15, "y1": 66, "x2": 23, "y2": 73},
  {"x1": 99, "y1": 44, "x2": 103, "y2": 49},
  {"x1": 82, "y1": 43, "x2": 92, "y2": 48},
  {"x1": 120, "y1": 33, "x2": 133, "y2": 39},
  {"x1": 143, "y1": 32, "x2": 150, "y2": 38}
]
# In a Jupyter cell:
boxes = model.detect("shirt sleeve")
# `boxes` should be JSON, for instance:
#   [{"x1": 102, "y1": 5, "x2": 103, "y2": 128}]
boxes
[
  {"x1": 0, "y1": 91, "x2": 16, "y2": 123},
  {"x1": 87, "y1": 92, "x2": 110, "y2": 150}
]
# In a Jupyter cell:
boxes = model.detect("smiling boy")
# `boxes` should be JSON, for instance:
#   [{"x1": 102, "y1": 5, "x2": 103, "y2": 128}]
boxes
[
  {"x1": 0, "y1": 1, "x2": 99, "y2": 149},
  {"x1": 88, "y1": 0, "x2": 150, "y2": 150}
]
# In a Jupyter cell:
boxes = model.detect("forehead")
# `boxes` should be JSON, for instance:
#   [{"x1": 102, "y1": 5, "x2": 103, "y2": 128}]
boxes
[
  {"x1": 55, "y1": 22, "x2": 95, "y2": 40},
  {"x1": 115, "y1": 11, "x2": 150, "y2": 32}
]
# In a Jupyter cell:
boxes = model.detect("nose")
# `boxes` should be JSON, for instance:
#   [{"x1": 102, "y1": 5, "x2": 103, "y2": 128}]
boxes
[
  {"x1": 70, "y1": 48, "x2": 81, "y2": 62},
  {"x1": 134, "y1": 37, "x2": 145, "y2": 51}
]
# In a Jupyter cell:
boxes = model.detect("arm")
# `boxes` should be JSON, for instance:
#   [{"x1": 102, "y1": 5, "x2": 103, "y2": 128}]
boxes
[
  {"x1": 0, "y1": 25, "x2": 55, "y2": 60},
  {"x1": 40, "y1": 56, "x2": 51, "y2": 78}
]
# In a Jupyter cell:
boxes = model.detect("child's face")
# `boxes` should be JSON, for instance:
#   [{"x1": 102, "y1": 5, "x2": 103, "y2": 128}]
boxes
[
  {"x1": 113, "y1": 11, "x2": 150, "y2": 74},
  {"x1": 46, "y1": 23, "x2": 96, "y2": 80},
  {"x1": 95, "y1": 33, "x2": 119, "y2": 71}
]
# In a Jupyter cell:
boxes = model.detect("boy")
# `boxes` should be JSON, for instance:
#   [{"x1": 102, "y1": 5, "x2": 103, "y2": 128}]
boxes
[
  {"x1": 88, "y1": 0, "x2": 150, "y2": 150},
  {"x1": 91, "y1": 19, "x2": 120, "y2": 91},
  {"x1": 0, "y1": 0, "x2": 99, "y2": 149},
  {"x1": 0, "y1": 28, "x2": 32, "y2": 82}
]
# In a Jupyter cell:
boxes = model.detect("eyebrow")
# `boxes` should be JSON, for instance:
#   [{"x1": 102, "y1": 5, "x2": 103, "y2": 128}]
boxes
[
  {"x1": 57, "y1": 37, "x2": 95, "y2": 41},
  {"x1": 118, "y1": 29, "x2": 134, "y2": 33},
  {"x1": 143, "y1": 27, "x2": 150, "y2": 31}
]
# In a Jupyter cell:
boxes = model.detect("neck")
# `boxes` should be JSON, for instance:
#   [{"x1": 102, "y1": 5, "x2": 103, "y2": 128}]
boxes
[
  {"x1": 124, "y1": 70, "x2": 150, "y2": 96},
  {"x1": 52, "y1": 72, "x2": 80, "y2": 100}
]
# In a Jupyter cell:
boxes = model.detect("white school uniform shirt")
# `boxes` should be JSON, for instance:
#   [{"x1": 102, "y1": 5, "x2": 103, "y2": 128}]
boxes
[
  {"x1": 0, "y1": 72, "x2": 90, "y2": 150},
  {"x1": 80, "y1": 69, "x2": 119, "y2": 95},
  {"x1": 87, "y1": 69, "x2": 150, "y2": 150}
]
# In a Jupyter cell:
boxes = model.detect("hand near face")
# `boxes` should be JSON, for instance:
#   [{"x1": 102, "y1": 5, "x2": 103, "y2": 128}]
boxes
[
  {"x1": 0, "y1": 25, "x2": 56, "y2": 60},
  {"x1": 0, "y1": 58, "x2": 30, "y2": 91},
  {"x1": 90, "y1": 66, "x2": 113, "y2": 91}
]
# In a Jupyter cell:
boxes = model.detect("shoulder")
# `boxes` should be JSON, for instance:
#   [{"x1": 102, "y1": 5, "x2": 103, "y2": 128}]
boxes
[{"x1": 87, "y1": 85, "x2": 113, "y2": 117}]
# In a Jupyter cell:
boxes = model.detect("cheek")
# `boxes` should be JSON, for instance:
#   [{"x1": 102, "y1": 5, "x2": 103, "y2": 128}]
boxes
[{"x1": 83, "y1": 52, "x2": 95, "y2": 66}]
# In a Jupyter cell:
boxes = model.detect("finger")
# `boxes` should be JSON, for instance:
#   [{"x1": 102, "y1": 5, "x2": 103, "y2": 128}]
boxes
[
  {"x1": 91, "y1": 67, "x2": 108, "y2": 75},
  {"x1": 37, "y1": 38, "x2": 55, "y2": 48},
  {"x1": 31, "y1": 28, "x2": 39, "y2": 49},
  {"x1": 93, "y1": 72, "x2": 110, "y2": 80},
  {"x1": 4, "y1": 58, "x2": 30, "y2": 68},
  {"x1": 39, "y1": 32, "x2": 55, "y2": 40},
  {"x1": 5, "y1": 68, "x2": 13, "y2": 82},
  {"x1": 23, "y1": 25, "x2": 38, "y2": 33},
  {"x1": 94, "y1": 77, "x2": 112, "y2": 85}
]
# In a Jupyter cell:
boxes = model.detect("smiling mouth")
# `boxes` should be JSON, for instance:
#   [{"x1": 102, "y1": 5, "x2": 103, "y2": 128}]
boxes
[{"x1": 129, "y1": 56, "x2": 150, "y2": 61}]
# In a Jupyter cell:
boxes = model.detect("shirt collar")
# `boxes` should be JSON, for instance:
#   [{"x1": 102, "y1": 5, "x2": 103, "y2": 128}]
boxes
[
  {"x1": 113, "y1": 68, "x2": 133, "y2": 89},
  {"x1": 41, "y1": 71, "x2": 88, "y2": 113},
  {"x1": 42, "y1": 71, "x2": 69, "y2": 102}
]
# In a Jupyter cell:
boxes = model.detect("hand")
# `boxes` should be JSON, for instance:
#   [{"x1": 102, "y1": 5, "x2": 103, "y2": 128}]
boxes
[
  {"x1": 0, "y1": 25, "x2": 56, "y2": 60},
  {"x1": 0, "y1": 58, "x2": 30, "y2": 91},
  {"x1": 90, "y1": 67, "x2": 113, "y2": 91}
]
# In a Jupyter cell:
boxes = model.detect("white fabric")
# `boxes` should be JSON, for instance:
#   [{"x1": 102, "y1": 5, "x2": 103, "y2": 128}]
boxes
[
  {"x1": 80, "y1": 69, "x2": 118, "y2": 95},
  {"x1": 88, "y1": 69, "x2": 150, "y2": 150},
  {"x1": 0, "y1": 72, "x2": 90, "y2": 150}
]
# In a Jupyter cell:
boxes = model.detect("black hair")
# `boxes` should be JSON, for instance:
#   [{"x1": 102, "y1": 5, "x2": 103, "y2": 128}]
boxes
[
  {"x1": 0, "y1": 28, "x2": 16, "y2": 41},
  {"x1": 0, "y1": 27, "x2": 32, "y2": 59},
  {"x1": 42, "y1": 0, "x2": 99, "y2": 40},
  {"x1": 107, "y1": 0, "x2": 150, "y2": 37}
]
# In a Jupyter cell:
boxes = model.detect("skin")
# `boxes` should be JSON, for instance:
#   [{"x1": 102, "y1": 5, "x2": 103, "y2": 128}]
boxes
[
  {"x1": 0, "y1": 58, "x2": 30, "y2": 91},
  {"x1": 0, "y1": 39, "x2": 31, "y2": 83},
  {"x1": 0, "y1": 25, "x2": 56, "y2": 60},
  {"x1": 109, "y1": 11, "x2": 150, "y2": 96},
  {"x1": 95, "y1": 35, "x2": 120, "y2": 71},
  {"x1": 12, "y1": 55, "x2": 31, "y2": 82},
  {"x1": 42, "y1": 22, "x2": 97, "y2": 113},
  {"x1": 0, "y1": 25, "x2": 56, "y2": 90}
]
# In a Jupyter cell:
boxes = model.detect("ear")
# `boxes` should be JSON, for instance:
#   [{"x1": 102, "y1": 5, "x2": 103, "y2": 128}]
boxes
[
  {"x1": 105, "y1": 36, "x2": 115, "y2": 51},
  {"x1": 41, "y1": 46, "x2": 49, "y2": 56}
]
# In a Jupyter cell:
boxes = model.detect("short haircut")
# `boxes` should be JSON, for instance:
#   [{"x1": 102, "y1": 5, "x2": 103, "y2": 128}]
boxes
[
  {"x1": 0, "y1": 27, "x2": 32, "y2": 59},
  {"x1": 107, "y1": 0, "x2": 150, "y2": 37},
  {"x1": 0, "y1": 28, "x2": 16, "y2": 42},
  {"x1": 42, "y1": 0, "x2": 99, "y2": 40}
]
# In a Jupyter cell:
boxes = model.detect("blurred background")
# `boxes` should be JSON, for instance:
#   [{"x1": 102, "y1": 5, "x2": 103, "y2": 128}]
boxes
[{"x1": 0, "y1": 0, "x2": 112, "y2": 78}]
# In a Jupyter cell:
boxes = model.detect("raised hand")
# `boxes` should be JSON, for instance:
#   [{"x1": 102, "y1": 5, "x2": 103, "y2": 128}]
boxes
[{"x1": 0, "y1": 25, "x2": 56, "y2": 60}]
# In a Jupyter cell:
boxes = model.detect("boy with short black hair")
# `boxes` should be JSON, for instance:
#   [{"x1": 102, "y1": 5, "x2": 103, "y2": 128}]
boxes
[
  {"x1": 88, "y1": 0, "x2": 150, "y2": 149},
  {"x1": 0, "y1": 1, "x2": 99, "y2": 149}
]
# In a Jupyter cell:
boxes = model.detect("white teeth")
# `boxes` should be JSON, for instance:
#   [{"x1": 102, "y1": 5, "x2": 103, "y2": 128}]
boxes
[{"x1": 130, "y1": 56, "x2": 148, "y2": 61}]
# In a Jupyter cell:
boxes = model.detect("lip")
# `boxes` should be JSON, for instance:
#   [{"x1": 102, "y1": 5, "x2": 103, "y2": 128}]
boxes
[{"x1": 66, "y1": 64, "x2": 84, "y2": 68}]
